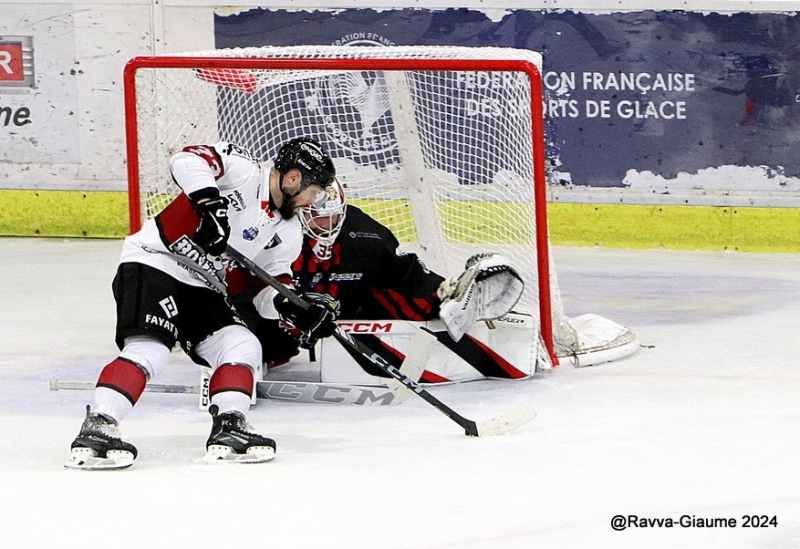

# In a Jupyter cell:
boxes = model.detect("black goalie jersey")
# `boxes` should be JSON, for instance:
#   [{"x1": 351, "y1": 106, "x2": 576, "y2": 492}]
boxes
[{"x1": 291, "y1": 205, "x2": 444, "y2": 321}]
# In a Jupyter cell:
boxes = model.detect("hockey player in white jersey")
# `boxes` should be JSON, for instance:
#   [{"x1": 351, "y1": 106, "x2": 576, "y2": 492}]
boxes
[{"x1": 66, "y1": 137, "x2": 339, "y2": 469}]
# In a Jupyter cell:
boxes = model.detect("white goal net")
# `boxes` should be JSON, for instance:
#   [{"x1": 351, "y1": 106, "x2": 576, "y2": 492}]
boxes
[{"x1": 124, "y1": 45, "x2": 637, "y2": 366}]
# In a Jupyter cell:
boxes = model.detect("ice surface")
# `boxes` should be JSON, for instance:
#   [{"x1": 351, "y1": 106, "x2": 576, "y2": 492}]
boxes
[{"x1": 2, "y1": 238, "x2": 799, "y2": 548}]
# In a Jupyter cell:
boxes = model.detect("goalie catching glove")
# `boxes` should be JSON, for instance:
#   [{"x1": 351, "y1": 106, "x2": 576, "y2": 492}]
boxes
[
  {"x1": 274, "y1": 292, "x2": 340, "y2": 348},
  {"x1": 437, "y1": 253, "x2": 524, "y2": 342}
]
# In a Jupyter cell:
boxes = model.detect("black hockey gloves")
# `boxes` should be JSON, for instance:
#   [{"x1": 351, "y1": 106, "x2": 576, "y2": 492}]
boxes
[
  {"x1": 274, "y1": 292, "x2": 339, "y2": 348},
  {"x1": 191, "y1": 191, "x2": 231, "y2": 256}
]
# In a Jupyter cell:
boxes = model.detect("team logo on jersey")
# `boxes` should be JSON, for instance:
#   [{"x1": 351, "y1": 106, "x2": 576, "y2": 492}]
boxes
[
  {"x1": 158, "y1": 296, "x2": 178, "y2": 318},
  {"x1": 169, "y1": 236, "x2": 225, "y2": 291},
  {"x1": 263, "y1": 234, "x2": 282, "y2": 250},
  {"x1": 329, "y1": 272, "x2": 363, "y2": 281},
  {"x1": 228, "y1": 190, "x2": 245, "y2": 212},
  {"x1": 348, "y1": 230, "x2": 382, "y2": 240},
  {"x1": 243, "y1": 226, "x2": 259, "y2": 240},
  {"x1": 223, "y1": 143, "x2": 258, "y2": 164}
]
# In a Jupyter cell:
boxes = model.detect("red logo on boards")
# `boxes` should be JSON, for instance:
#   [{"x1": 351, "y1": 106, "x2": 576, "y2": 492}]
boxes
[
  {"x1": 0, "y1": 43, "x2": 24, "y2": 81},
  {"x1": 0, "y1": 36, "x2": 34, "y2": 89}
]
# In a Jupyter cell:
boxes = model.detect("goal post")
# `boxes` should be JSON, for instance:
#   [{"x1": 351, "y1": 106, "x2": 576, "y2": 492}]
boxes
[{"x1": 122, "y1": 45, "x2": 636, "y2": 367}]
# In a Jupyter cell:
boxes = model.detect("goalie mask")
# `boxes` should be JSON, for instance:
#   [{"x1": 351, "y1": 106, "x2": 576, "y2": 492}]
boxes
[
  {"x1": 299, "y1": 179, "x2": 347, "y2": 260},
  {"x1": 274, "y1": 137, "x2": 336, "y2": 196}
]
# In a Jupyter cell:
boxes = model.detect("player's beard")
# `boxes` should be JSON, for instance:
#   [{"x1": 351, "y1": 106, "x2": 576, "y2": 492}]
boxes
[{"x1": 278, "y1": 192, "x2": 298, "y2": 219}]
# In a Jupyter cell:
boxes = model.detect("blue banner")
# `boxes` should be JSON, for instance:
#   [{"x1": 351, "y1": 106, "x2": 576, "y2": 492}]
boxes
[{"x1": 215, "y1": 8, "x2": 800, "y2": 190}]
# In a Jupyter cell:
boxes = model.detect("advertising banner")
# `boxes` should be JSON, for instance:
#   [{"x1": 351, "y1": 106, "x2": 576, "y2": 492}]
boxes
[
  {"x1": 0, "y1": 8, "x2": 80, "y2": 164},
  {"x1": 215, "y1": 8, "x2": 800, "y2": 199}
]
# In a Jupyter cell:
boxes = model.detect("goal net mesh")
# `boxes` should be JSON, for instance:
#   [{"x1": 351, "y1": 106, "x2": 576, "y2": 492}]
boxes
[{"x1": 126, "y1": 45, "x2": 590, "y2": 358}]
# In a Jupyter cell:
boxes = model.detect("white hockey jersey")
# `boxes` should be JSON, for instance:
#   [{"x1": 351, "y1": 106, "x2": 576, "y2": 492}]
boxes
[{"x1": 120, "y1": 142, "x2": 302, "y2": 318}]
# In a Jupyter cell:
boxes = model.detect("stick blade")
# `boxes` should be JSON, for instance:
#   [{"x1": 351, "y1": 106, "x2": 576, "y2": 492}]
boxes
[{"x1": 466, "y1": 402, "x2": 537, "y2": 437}]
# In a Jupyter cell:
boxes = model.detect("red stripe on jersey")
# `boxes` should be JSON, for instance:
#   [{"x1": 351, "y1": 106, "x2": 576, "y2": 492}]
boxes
[
  {"x1": 296, "y1": 242, "x2": 341, "y2": 295},
  {"x1": 371, "y1": 288, "x2": 430, "y2": 320},
  {"x1": 96, "y1": 357, "x2": 148, "y2": 405},
  {"x1": 155, "y1": 193, "x2": 200, "y2": 245},
  {"x1": 209, "y1": 363, "x2": 253, "y2": 398},
  {"x1": 413, "y1": 296, "x2": 436, "y2": 315},
  {"x1": 291, "y1": 253, "x2": 305, "y2": 274},
  {"x1": 322, "y1": 281, "x2": 339, "y2": 299},
  {"x1": 385, "y1": 289, "x2": 419, "y2": 319},
  {"x1": 370, "y1": 287, "x2": 400, "y2": 318},
  {"x1": 307, "y1": 251, "x2": 334, "y2": 274},
  {"x1": 300, "y1": 251, "x2": 317, "y2": 273}
]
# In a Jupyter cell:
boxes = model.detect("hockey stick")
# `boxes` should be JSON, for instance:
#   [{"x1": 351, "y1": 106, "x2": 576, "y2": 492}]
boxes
[
  {"x1": 225, "y1": 245, "x2": 536, "y2": 436},
  {"x1": 157, "y1": 243, "x2": 428, "y2": 401},
  {"x1": 51, "y1": 379, "x2": 199, "y2": 394},
  {"x1": 50, "y1": 379, "x2": 406, "y2": 406}
]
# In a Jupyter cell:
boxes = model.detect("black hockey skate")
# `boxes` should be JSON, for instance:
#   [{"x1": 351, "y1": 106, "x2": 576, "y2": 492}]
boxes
[
  {"x1": 65, "y1": 405, "x2": 137, "y2": 470},
  {"x1": 204, "y1": 405, "x2": 276, "y2": 463}
]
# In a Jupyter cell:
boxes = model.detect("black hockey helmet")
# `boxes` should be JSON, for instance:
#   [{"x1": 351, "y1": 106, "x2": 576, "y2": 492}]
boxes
[{"x1": 273, "y1": 137, "x2": 336, "y2": 193}]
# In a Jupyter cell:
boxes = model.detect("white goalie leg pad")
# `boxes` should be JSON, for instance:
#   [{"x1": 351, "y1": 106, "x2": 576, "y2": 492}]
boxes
[{"x1": 438, "y1": 253, "x2": 524, "y2": 342}]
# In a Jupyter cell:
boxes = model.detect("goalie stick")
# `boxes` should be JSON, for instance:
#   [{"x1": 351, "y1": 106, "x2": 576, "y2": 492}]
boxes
[
  {"x1": 225, "y1": 245, "x2": 536, "y2": 437},
  {"x1": 50, "y1": 379, "x2": 407, "y2": 406}
]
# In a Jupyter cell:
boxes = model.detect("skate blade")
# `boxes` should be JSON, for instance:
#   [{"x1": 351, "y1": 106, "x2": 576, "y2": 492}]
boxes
[
  {"x1": 204, "y1": 444, "x2": 276, "y2": 464},
  {"x1": 64, "y1": 448, "x2": 135, "y2": 470}
]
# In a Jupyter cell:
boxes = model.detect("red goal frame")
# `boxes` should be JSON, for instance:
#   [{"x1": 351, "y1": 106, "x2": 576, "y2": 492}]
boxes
[{"x1": 122, "y1": 54, "x2": 555, "y2": 363}]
